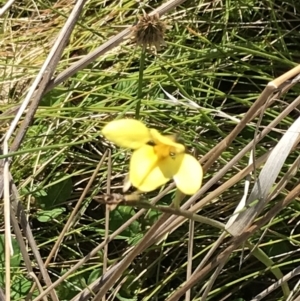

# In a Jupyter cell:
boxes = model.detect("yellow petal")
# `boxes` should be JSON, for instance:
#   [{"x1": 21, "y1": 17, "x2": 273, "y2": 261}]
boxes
[
  {"x1": 149, "y1": 129, "x2": 185, "y2": 153},
  {"x1": 102, "y1": 119, "x2": 151, "y2": 149},
  {"x1": 172, "y1": 154, "x2": 203, "y2": 195},
  {"x1": 129, "y1": 145, "x2": 171, "y2": 192}
]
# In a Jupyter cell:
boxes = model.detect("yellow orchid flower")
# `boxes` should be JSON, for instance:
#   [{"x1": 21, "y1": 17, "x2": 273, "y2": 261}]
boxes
[{"x1": 102, "y1": 119, "x2": 203, "y2": 195}]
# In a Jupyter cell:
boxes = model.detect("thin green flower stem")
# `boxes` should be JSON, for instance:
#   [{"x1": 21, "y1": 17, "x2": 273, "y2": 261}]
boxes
[
  {"x1": 135, "y1": 49, "x2": 146, "y2": 119},
  {"x1": 172, "y1": 189, "x2": 184, "y2": 209}
]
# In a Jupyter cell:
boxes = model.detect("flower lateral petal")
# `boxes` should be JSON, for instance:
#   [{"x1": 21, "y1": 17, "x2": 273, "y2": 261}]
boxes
[
  {"x1": 149, "y1": 129, "x2": 185, "y2": 153},
  {"x1": 173, "y1": 154, "x2": 203, "y2": 195},
  {"x1": 129, "y1": 145, "x2": 170, "y2": 192},
  {"x1": 102, "y1": 119, "x2": 151, "y2": 149}
]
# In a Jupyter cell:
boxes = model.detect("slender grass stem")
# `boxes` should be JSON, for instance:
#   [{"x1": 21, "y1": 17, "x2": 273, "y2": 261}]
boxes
[{"x1": 135, "y1": 49, "x2": 146, "y2": 119}]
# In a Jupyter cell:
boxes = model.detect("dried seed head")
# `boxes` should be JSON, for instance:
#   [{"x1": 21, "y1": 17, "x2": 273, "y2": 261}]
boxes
[{"x1": 132, "y1": 13, "x2": 168, "y2": 51}]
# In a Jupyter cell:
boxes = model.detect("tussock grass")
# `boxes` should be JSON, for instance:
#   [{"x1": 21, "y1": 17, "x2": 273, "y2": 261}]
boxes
[{"x1": 1, "y1": 0, "x2": 300, "y2": 300}]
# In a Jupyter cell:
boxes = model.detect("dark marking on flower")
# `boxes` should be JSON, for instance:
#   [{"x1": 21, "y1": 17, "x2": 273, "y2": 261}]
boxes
[
  {"x1": 169, "y1": 152, "x2": 176, "y2": 158},
  {"x1": 147, "y1": 140, "x2": 156, "y2": 146}
]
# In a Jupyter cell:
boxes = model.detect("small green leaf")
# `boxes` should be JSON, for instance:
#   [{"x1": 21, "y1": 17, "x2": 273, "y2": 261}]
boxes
[
  {"x1": 34, "y1": 189, "x2": 47, "y2": 198},
  {"x1": 87, "y1": 268, "x2": 102, "y2": 284},
  {"x1": 36, "y1": 207, "x2": 66, "y2": 222},
  {"x1": 0, "y1": 235, "x2": 21, "y2": 267},
  {"x1": 57, "y1": 271, "x2": 86, "y2": 300},
  {"x1": 110, "y1": 206, "x2": 141, "y2": 238},
  {"x1": 120, "y1": 273, "x2": 140, "y2": 297},
  {"x1": 11, "y1": 275, "x2": 32, "y2": 299},
  {"x1": 127, "y1": 233, "x2": 143, "y2": 246},
  {"x1": 36, "y1": 172, "x2": 72, "y2": 209}
]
